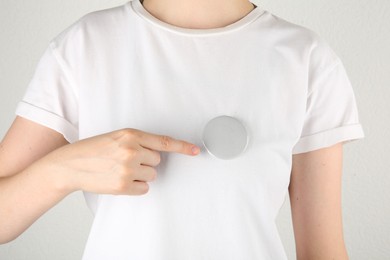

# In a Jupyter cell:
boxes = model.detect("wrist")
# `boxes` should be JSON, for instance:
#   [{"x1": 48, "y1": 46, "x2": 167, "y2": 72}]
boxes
[{"x1": 32, "y1": 155, "x2": 79, "y2": 196}]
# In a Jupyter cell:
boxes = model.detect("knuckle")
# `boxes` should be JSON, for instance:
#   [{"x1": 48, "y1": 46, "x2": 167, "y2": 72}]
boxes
[
  {"x1": 121, "y1": 148, "x2": 138, "y2": 161},
  {"x1": 116, "y1": 165, "x2": 133, "y2": 180},
  {"x1": 112, "y1": 165, "x2": 139, "y2": 195},
  {"x1": 118, "y1": 128, "x2": 141, "y2": 141},
  {"x1": 160, "y1": 135, "x2": 172, "y2": 149},
  {"x1": 113, "y1": 177, "x2": 130, "y2": 195},
  {"x1": 122, "y1": 166, "x2": 136, "y2": 179},
  {"x1": 117, "y1": 128, "x2": 131, "y2": 137}
]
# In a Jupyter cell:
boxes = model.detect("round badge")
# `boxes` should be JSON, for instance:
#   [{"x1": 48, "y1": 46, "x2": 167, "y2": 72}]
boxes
[{"x1": 201, "y1": 115, "x2": 249, "y2": 160}]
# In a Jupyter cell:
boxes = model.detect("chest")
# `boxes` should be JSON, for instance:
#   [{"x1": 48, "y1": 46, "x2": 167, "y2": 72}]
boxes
[{"x1": 78, "y1": 35, "x2": 307, "y2": 213}]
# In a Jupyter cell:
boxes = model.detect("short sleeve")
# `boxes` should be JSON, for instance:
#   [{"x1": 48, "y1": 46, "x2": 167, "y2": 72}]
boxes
[
  {"x1": 15, "y1": 41, "x2": 79, "y2": 143},
  {"x1": 292, "y1": 55, "x2": 365, "y2": 155}
]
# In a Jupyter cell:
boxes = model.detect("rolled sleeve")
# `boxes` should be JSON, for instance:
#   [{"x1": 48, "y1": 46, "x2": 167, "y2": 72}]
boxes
[
  {"x1": 15, "y1": 41, "x2": 79, "y2": 143},
  {"x1": 292, "y1": 57, "x2": 365, "y2": 155}
]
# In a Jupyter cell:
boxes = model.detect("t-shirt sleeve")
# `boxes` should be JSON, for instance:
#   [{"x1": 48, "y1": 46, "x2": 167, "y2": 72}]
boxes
[
  {"x1": 292, "y1": 41, "x2": 365, "y2": 154},
  {"x1": 15, "y1": 41, "x2": 79, "y2": 143}
]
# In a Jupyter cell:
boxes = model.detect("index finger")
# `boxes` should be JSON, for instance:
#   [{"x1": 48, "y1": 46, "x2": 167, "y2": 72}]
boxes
[{"x1": 137, "y1": 131, "x2": 200, "y2": 156}]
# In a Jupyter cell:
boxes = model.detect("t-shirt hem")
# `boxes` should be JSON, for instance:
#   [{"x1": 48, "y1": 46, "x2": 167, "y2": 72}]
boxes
[
  {"x1": 15, "y1": 101, "x2": 79, "y2": 143},
  {"x1": 292, "y1": 123, "x2": 365, "y2": 154}
]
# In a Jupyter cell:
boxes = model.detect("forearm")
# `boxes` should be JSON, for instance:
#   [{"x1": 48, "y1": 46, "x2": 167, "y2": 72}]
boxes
[
  {"x1": 0, "y1": 160, "x2": 75, "y2": 244},
  {"x1": 296, "y1": 237, "x2": 349, "y2": 260},
  {"x1": 0, "y1": 127, "x2": 189, "y2": 244}
]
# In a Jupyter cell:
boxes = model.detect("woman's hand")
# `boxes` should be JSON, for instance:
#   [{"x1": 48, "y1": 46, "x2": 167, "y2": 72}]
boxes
[
  {"x1": 0, "y1": 117, "x2": 200, "y2": 244},
  {"x1": 40, "y1": 128, "x2": 200, "y2": 196}
]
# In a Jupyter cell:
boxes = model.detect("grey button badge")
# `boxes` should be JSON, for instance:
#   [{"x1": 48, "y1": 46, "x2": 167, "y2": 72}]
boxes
[{"x1": 201, "y1": 115, "x2": 249, "y2": 160}]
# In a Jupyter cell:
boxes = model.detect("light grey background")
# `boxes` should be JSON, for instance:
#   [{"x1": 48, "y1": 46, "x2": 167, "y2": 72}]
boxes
[{"x1": 0, "y1": 0, "x2": 389, "y2": 259}]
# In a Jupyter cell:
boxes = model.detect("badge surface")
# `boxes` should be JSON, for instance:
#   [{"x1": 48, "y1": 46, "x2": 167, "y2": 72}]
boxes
[{"x1": 202, "y1": 115, "x2": 249, "y2": 160}]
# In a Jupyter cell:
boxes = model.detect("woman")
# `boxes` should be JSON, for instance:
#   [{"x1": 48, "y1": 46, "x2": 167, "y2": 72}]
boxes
[{"x1": 0, "y1": 0, "x2": 365, "y2": 259}]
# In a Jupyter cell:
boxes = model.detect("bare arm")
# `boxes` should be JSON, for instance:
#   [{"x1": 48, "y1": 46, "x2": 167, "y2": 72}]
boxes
[
  {"x1": 289, "y1": 143, "x2": 349, "y2": 260},
  {"x1": 0, "y1": 116, "x2": 70, "y2": 243},
  {"x1": 0, "y1": 116, "x2": 199, "y2": 244}
]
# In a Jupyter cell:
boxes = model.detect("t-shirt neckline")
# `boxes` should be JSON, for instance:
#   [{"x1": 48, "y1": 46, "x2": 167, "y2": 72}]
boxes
[{"x1": 127, "y1": 0, "x2": 266, "y2": 37}]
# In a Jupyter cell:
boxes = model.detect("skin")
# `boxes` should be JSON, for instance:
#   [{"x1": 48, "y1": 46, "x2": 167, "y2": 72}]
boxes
[
  {"x1": 140, "y1": 0, "x2": 256, "y2": 29},
  {"x1": 0, "y1": 120, "x2": 350, "y2": 260},
  {"x1": 290, "y1": 143, "x2": 349, "y2": 259},
  {"x1": 0, "y1": 116, "x2": 199, "y2": 243},
  {"x1": 1, "y1": 1, "x2": 349, "y2": 258}
]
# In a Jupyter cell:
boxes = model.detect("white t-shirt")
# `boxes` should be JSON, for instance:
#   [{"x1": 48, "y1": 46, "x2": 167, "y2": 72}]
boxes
[{"x1": 15, "y1": 0, "x2": 365, "y2": 259}]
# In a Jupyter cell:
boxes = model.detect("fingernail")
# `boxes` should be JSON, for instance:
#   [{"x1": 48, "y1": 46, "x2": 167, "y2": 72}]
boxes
[{"x1": 192, "y1": 146, "x2": 200, "y2": 154}]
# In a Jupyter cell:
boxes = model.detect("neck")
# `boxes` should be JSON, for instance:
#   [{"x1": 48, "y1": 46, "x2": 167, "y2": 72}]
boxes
[{"x1": 140, "y1": 0, "x2": 256, "y2": 29}]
